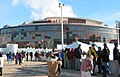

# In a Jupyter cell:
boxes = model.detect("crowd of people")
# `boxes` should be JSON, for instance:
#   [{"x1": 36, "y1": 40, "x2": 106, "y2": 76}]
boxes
[
  {"x1": 6, "y1": 50, "x2": 26, "y2": 65},
  {"x1": 5, "y1": 50, "x2": 45, "y2": 65},
  {"x1": 46, "y1": 42, "x2": 120, "y2": 77},
  {"x1": 0, "y1": 42, "x2": 119, "y2": 77}
]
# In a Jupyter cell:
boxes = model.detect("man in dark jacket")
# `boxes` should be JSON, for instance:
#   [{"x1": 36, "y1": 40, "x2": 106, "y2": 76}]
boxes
[
  {"x1": 74, "y1": 44, "x2": 82, "y2": 71},
  {"x1": 118, "y1": 52, "x2": 120, "y2": 76},
  {"x1": 118, "y1": 52, "x2": 120, "y2": 63},
  {"x1": 96, "y1": 47, "x2": 102, "y2": 74},
  {"x1": 113, "y1": 43, "x2": 120, "y2": 76},
  {"x1": 0, "y1": 52, "x2": 2, "y2": 57},
  {"x1": 102, "y1": 43, "x2": 111, "y2": 77},
  {"x1": 0, "y1": 52, "x2": 3, "y2": 76}
]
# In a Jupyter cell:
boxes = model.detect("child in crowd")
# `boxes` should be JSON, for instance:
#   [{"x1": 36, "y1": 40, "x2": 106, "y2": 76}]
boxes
[{"x1": 80, "y1": 55, "x2": 94, "y2": 77}]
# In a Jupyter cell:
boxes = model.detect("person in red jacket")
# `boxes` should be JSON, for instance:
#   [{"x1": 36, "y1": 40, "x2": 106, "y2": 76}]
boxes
[{"x1": 69, "y1": 48, "x2": 74, "y2": 69}]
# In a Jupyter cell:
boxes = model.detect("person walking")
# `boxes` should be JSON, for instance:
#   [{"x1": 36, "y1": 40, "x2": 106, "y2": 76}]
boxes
[
  {"x1": 21, "y1": 51, "x2": 25, "y2": 63},
  {"x1": 15, "y1": 52, "x2": 19, "y2": 64},
  {"x1": 86, "y1": 44, "x2": 98, "y2": 76},
  {"x1": 80, "y1": 55, "x2": 94, "y2": 77},
  {"x1": 6, "y1": 52, "x2": 9, "y2": 61},
  {"x1": 8, "y1": 52, "x2": 13, "y2": 63},
  {"x1": 47, "y1": 51, "x2": 62, "y2": 77},
  {"x1": 0, "y1": 52, "x2": 2, "y2": 57},
  {"x1": 113, "y1": 43, "x2": 120, "y2": 77},
  {"x1": 26, "y1": 52, "x2": 29, "y2": 61},
  {"x1": 96, "y1": 46, "x2": 102, "y2": 74},
  {"x1": 30, "y1": 52, "x2": 33, "y2": 61},
  {"x1": 18, "y1": 52, "x2": 22, "y2": 65},
  {"x1": 101, "y1": 43, "x2": 111, "y2": 77},
  {"x1": 117, "y1": 52, "x2": 120, "y2": 76},
  {"x1": 0, "y1": 52, "x2": 3, "y2": 76},
  {"x1": 34, "y1": 51, "x2": 39, "y2": 61}
]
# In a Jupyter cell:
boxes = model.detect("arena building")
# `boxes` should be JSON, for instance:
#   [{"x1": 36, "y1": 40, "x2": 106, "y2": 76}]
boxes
[{"x1": 0, "y1": 17, "x2": 118, "y2": 48}]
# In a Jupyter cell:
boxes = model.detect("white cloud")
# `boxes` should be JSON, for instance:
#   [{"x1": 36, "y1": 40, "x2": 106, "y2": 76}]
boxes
[
  {"x1": 12, "y1": 0, "x2": 19, "y2": 6},
  {"x1": 97, "y1": 12, "x2": 120, "y2": 27},
  {"x1": 87, "y1": 12, "x2": 120, "y2": 27},
  {"x1": 98, "y1": 12, "x2": 120, "y2": 22},
  {"x1": 12, "y1": 0, "x2": 77, "y2": 19}
]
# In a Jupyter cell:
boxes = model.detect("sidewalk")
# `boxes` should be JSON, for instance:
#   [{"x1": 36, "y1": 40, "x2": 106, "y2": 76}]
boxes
[{"x1": 1, "y1": 60, "x2": 113, "y2": 77}]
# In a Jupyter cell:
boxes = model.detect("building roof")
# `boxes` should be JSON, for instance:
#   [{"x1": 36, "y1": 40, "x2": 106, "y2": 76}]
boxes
[
  {"x1": 22, "y1": 17, "x2": 108, "y2": 28},
  {"x1": 1, "y1": 17, "x2": 113, "y2": 29}
]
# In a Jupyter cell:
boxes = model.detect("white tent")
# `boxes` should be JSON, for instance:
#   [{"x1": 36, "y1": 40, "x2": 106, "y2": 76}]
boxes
[
  {"x1": 94, "y1": 42, "x2": 115, "y2": 60},
  {"x1": 64, "y1": 41, "x2": 90, "y2": 52}
]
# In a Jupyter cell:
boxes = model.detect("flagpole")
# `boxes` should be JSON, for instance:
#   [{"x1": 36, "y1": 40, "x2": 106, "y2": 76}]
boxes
[{"x1": 59, "y1": 3, "x2": 64, "y2": 49}]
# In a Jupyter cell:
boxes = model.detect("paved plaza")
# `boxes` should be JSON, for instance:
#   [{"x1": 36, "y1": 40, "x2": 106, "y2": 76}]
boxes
[
  {"x1": 1, "y1": 60, "x2": 115, "y2": 77},
  {"x1": 2, "y1": 60, "x2": 80, "y2": 77}
]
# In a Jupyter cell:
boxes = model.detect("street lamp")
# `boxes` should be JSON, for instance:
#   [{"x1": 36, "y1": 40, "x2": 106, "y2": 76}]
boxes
[
  {"x1": 59, "y1": 3, "x2": 64, "y2": 49},
  {"x1": 116, "y1": 20, "x2": 120, "y2": 45}
]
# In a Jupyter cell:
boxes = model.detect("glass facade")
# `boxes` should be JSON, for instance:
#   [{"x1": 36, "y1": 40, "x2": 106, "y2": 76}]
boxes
[{"x1": 0, "y1": 17, "x2": 118, "y2": 48}]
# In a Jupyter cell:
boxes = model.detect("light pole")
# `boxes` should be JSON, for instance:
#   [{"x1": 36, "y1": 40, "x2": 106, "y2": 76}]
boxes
[
  {"x1": 59, "y1": 3, "x2": 64, "y2": 49},
  {"x1": 116, "y1": 20, "x2": 120, "y2": 45}
]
